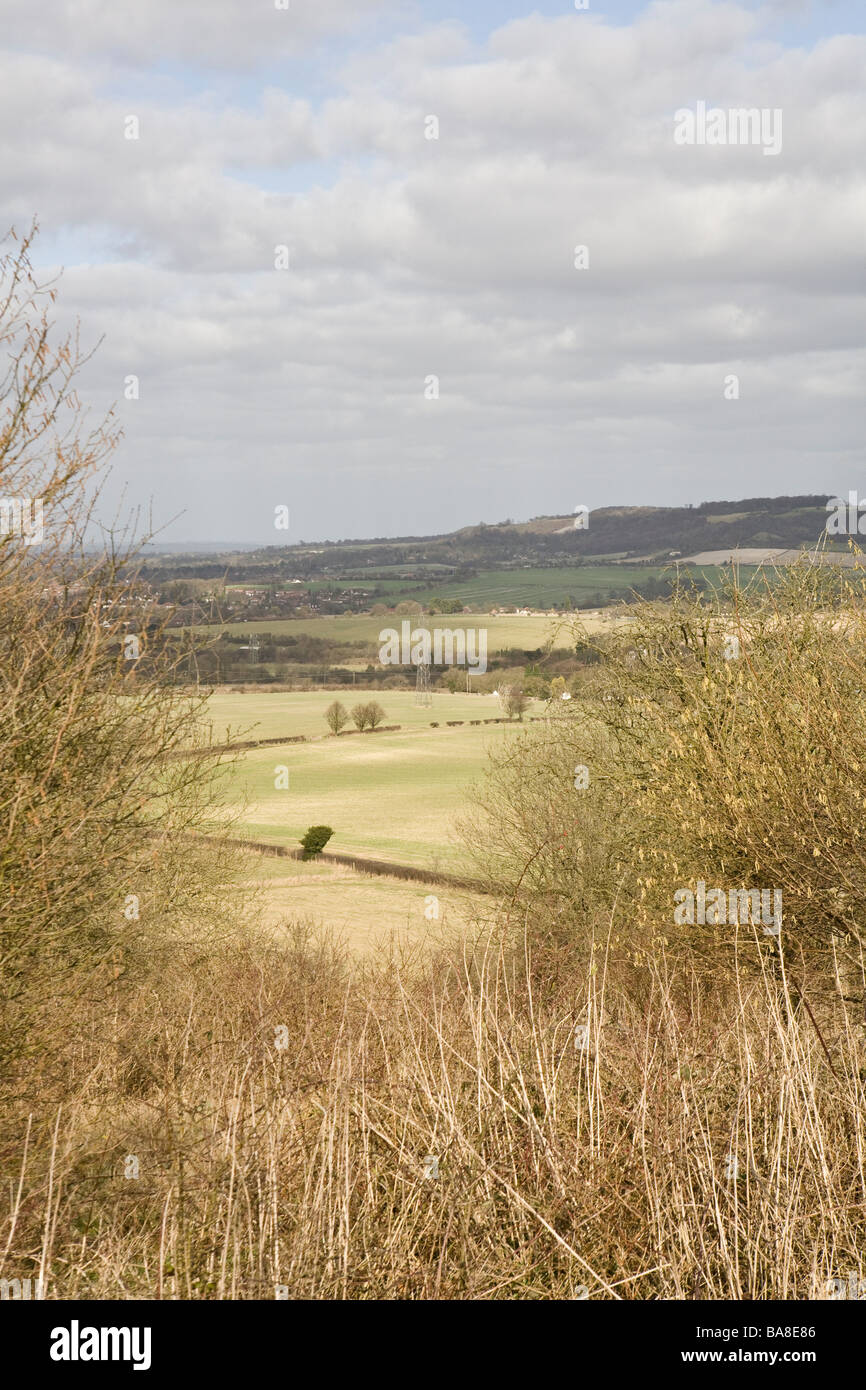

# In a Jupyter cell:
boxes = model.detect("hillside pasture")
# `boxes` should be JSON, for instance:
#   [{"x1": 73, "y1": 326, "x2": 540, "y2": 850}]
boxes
[
  {"x1": 216, "y1": 719, "x2": 532, "y2": 871},
  {"x1": 203, "y1": 689, "x2": 543, "y2": 872}
]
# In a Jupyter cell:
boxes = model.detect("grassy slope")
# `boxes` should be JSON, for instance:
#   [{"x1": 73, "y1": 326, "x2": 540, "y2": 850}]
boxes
[{"x1": 211, "y1": 697, "x2": 539, "y2": 871}]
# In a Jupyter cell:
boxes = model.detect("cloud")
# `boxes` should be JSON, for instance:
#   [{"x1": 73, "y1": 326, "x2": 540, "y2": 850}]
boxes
[
  {"x1": 1, "y1": 0, "x2": 863, "y2": 540},
  {"x1": 0, "y1": 0, "x2": 404, "y2": 67}
]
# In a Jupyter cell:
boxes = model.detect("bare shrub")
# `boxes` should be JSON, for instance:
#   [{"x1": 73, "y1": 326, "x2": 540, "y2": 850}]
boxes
[
  {"x1": 3, "y1": 923, "x2": 864, "y2": 1299},
  {"x1": 0, "y1": 225, "x2": 240, "y2": 1076}
]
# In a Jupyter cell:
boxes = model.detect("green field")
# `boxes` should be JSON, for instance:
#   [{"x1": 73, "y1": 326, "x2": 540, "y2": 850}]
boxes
[
  {"x1": 220, "y1": 563, "x2": 752, "y2": 612},
  {"x1": 382, "y1": 562, "x2": 757, "y2": 608},
  {"x1": 204, "y1": 687, "x2": 514, "y2": 744},
  {"x1": 358, "y1": 564, "x2": 667, "y2": 607},
  {"x1": 220, "y1": 721, "x2": 527, "y2": 871}
]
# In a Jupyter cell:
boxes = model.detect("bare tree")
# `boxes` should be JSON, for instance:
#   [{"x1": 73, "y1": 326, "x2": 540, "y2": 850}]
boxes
[
  {"x1": 365, "y1": 700, "x2": 386, "y2": 730},
  {"x1": 325, "y1": 699, "x2": 348, "y2": 735},
  {"x1": 0, "y1": 222, "x2": 236, "y2": 1070},
  {"x1": 500, "y1": 684, "x2": 528, "y2": 721}
]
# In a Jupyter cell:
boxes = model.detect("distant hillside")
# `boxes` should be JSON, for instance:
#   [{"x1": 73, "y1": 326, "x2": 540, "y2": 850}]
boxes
[
  {"x1": 139, "y1": 495, "x2": 838, "y2": 589},
  {"x1": 446, "y1": 496, "x2": 834, "y2": 563}
]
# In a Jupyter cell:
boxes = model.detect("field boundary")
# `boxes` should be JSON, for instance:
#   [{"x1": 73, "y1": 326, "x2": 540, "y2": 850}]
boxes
[
  {"x1": 186, "y1": 831, "x2": 490, "y2": 892},
  {"x1": 166, "y1": 716, "x2": 528, "y2": 759},
  {"x1": 164, "y1": 725, "x2": 401, "y2": 759}
]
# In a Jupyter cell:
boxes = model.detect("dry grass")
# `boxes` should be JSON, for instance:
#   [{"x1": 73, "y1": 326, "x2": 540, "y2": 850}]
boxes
[{"x1": 2, "y1": 913, "x2": 864, "y2": 1300}]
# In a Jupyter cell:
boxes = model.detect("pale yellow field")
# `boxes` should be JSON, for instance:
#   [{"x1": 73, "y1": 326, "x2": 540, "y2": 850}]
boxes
[
  {"x1": 196, "y1": 611, "x2": 566, "y2": 651},
  {"x1": 237, "y1": 853, "x2": 487, "y2": 955},
  {"x1": 192, "y1": 608, "x2": 622, "y2": 663}
]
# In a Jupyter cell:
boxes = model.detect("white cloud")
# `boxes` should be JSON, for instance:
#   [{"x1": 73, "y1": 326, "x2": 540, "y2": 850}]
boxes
[{"x1": 1, "y1": 0, "x2": 863, "y2": 540}]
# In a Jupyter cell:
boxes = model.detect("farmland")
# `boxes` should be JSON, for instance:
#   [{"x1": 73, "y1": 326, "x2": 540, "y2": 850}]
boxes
[
  {"x1": 242, "y1": 852, "x2": 480, "y2": 954},
  {"x1": 193, "y1": 610, "x2": 567, "y2": 650},
  {"x1": 204, "y1": 687, "x2": 526, "y2": 743},
  {"x1": 301, "y1": 563, "x2": 674, "y2": 607},
  {"x1": 208, "y1": 688, "x2": 540, "y2": 872},
  {"x1": 188, "y1": 607, "x2": 634, "y2": 667},
  {"x1": 335, "y1": 562, "x2": 744, "y2": 608},
  {"x1": 201, "y1": 687, "x2": 541, "y2": 939},
  {"x1": 205, "y1": 562, "x2": 756, "y2": 618}
]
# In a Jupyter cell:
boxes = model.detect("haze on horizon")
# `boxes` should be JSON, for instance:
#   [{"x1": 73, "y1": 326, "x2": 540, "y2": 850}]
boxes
[{"x1": 2, "y1": 0, "x2": 864, "y2": 545}]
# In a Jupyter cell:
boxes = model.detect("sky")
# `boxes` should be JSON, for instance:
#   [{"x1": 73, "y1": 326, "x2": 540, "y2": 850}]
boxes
[{"x1": 1, "y1": 0, "x2": 863, "y2": 545}]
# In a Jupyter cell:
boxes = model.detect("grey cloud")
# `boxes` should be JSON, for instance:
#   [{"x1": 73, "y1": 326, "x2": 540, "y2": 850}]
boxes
[
  {"x1": 0, "y1": 0, "x2": 404, "y2": 67},
  {"x1": 1, "y1": 0, "x2": 863, "y2": 540}
]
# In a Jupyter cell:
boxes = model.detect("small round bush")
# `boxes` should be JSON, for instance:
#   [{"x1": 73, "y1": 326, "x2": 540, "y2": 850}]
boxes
[{"x1": 300, "y1": 825, "x2": 334, "y2": 860}]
